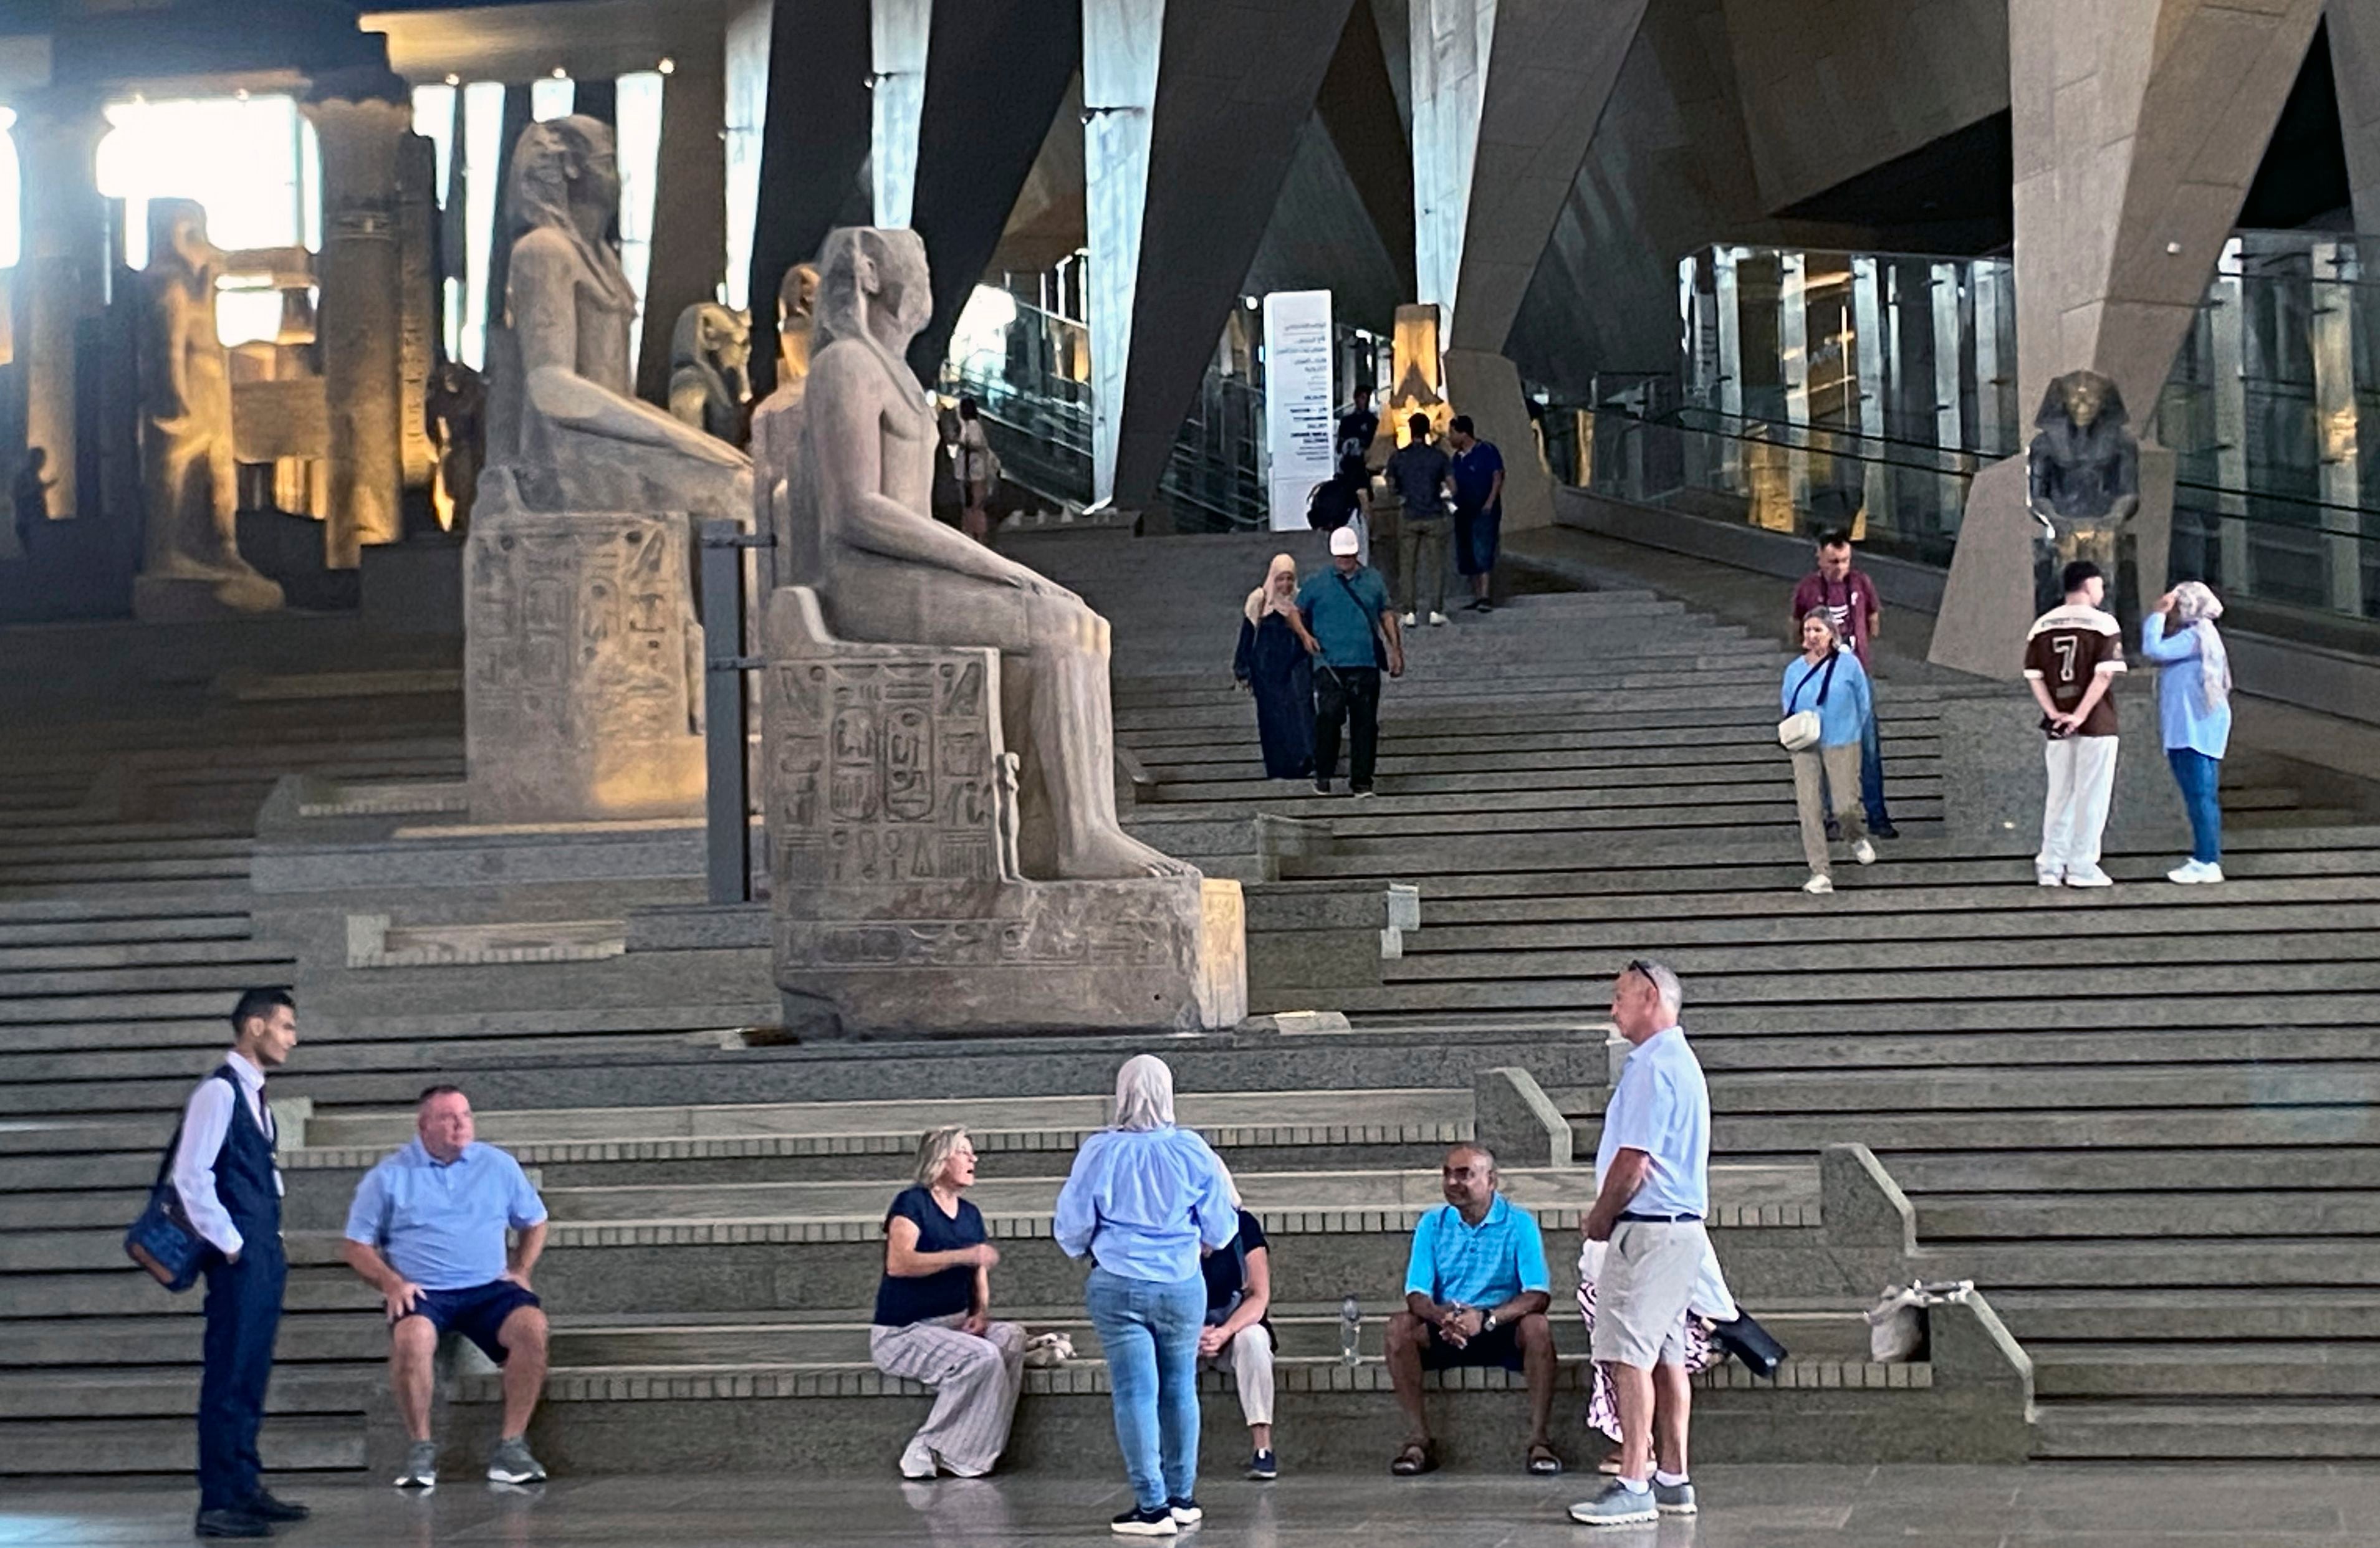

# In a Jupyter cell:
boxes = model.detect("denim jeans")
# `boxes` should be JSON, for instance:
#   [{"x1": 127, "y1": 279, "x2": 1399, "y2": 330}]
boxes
[
  {"x1": 1085, "y1": 1265, "x2": 1206, "y2": 1511},
  {"x1": 2167, "y1": 747, "x2": 2223, "y2": 864}
]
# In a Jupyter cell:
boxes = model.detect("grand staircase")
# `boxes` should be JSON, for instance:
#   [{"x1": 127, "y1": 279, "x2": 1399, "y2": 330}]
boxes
[{"x1": 1, "y1": 527, "x2": 2375, "y2": 1482}]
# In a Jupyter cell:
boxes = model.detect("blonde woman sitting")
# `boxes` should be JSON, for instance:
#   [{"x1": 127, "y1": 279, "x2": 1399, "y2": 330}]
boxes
[{"x1": 869, "y1": 1125, "x2": 1025, "y2": 1479}]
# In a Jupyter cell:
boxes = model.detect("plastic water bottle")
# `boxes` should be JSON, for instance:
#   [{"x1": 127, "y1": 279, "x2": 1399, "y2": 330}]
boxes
[{"x1": 1340, "y1": 1296, "x2": 1362, "y2": 1366}]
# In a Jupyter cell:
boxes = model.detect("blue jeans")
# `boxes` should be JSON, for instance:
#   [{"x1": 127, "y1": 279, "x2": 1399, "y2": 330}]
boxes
[
  {"x1": 1821, "y1": 705, "x2": 1892, "y2": 827},
  {"x1": 2167, "y1": 748, "x2": 2222, "y2": 864},
  {"x1": 1085, "y1": 1265, "x2": 1205, "y2": 1511}
]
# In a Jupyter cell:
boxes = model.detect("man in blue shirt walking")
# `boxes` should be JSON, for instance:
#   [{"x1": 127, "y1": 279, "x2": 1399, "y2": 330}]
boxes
[
  {"x1": 1290, "y1": 525, "x2": 1403, "y2": 796},
  {"x1": 1446, "y1": 415, "x2": 1505, "y2": 612},
  {"x1": 1571, "y1": 960, "x2": 1713, "y2": 1528},
  {"x1": 1384, "y1": 1145, "x2": 1560, "y2": 1477},
  {"x1": 342, "y1": 1086, "x2": 552, "y2": 1489}
]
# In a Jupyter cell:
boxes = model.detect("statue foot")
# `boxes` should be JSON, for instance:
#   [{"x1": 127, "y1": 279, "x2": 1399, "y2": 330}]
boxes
[{"x1": 1057, "y1": 826, "x2": 1199, "y2": 882}]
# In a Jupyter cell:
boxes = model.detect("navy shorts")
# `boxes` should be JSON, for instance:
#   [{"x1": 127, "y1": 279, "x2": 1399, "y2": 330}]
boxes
[
  {"x1": 1419, "y1": 1318, "x2": 1527, "y2": 1373},
  {"x1": 1455, "y1": 507, "x2": 1502, "y2": 576},
  {"x1": 397, "y1": 1279, "x2": 541, "y2": 1365}
]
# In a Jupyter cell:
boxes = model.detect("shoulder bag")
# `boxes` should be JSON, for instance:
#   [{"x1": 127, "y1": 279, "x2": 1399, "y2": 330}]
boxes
[
  {"x1": 1776, "y1": 651, "x2": 1841, "y2": 752},
  {"x1": 123, "y1": 1074, "x2": 228, "y2": 1292}
]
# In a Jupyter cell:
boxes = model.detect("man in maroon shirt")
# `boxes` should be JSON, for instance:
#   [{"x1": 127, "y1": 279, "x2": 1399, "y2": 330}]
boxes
[{"x1": 1789, "y1": 532, "x2": 1896, "y2": 838}]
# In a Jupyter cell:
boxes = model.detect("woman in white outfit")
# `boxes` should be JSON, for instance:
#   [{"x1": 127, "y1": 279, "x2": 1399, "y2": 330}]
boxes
[{"x1": 868, "y1": 1125, "x2": 1026, "y2": 1478}]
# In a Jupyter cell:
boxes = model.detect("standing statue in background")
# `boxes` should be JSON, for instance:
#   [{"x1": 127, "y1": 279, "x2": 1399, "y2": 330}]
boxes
[
  {"x1": 2027, "y1": 370, "x2": 2141, "y2": 618},
  {"x1": 135, "y1": 199, "x2": 283, "y2": 615},
  {"x1": 425, "y1": 361, "x2": 486, "y2": 536},
  {"x1": 783, "y1": 226, "x2": 1188, "y2": 882},
  {"x1": 668, "y1": 302, "x2": 752, "y2": 444},
  {"x1": 749, "y1": 262, "x2": 820, "y2": 546}
]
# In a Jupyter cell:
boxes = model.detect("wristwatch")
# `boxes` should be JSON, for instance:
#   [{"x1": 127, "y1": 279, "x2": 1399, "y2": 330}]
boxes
[{"x1": 1482, "y1": 1310, "x2": 1500, "y2": 1334}]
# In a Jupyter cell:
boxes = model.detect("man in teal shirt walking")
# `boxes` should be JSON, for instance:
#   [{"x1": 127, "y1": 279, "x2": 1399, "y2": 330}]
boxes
[{"x1": 1290, "y1": 525, "x2": 1403, "y2": 796}]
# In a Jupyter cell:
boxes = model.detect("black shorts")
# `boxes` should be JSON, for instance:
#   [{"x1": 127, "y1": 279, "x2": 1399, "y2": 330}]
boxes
[
  {"x1": 396, "y1": 1279, "x2": 541, "y2": 1365},
  {"x1": 1419, "y1": 1318, "x2": 1526, "y2": 1373}
]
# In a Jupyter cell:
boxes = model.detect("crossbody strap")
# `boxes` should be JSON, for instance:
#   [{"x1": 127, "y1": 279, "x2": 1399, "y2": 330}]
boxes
[
  {"x1": 151, "y1": 1066, "x2": 238, "y2": 1191},
  {"x1": 1787, "y1": 651, "x2": 1841, "y2": 713},
  {"x1": 1332, "y1": 570, "x2": 1387, "y2": 651}
]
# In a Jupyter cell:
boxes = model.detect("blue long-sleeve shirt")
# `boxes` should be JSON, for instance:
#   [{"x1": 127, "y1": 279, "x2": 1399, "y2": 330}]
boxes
[
  {"x1": 1779, "y1": 648, "x2": 1873, "y2": 748},
  {"x1": 1052, "y1": 1125, "x2": 1239, "y2": 1284},
  {"x1": 2141, "y1": 614, "x2": 2232, "y2": 758}
]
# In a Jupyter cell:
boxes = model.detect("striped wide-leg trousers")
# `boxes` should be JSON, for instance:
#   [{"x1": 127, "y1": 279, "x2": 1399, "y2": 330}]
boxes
[{"x1": 870, "y1": 1315, "x2": 1026, "y2": 1478}]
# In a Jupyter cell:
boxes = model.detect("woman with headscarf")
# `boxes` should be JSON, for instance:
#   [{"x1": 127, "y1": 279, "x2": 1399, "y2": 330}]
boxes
[
  {"x1": 868, "y1": 1124, "x2": 1025, "y2": 1479},
  {"x1": 1053, "y1": 1056, "x2": 1238, "y2": 1536},
  {"x1": 2143, "y1": 581, "x2": 2234, "y2": 883},
  {"x1": 1780, "y1": 609, "x2": 1876, "y2": 894},
  {"x1": 1234, "y1": 555, "x2": 1317, "y2": 781}
]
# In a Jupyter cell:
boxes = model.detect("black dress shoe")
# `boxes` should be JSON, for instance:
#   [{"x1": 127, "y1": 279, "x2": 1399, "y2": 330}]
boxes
[
  {"x1": 243, "y1": 1490, "x2": 310, "y2": 1522},
  {"x1": 194, "y1": 1509, "x2": 273, "y2": 1539},
  {"x1": 1870, "y1": 818, "x2": 1899, "y2": 839}
]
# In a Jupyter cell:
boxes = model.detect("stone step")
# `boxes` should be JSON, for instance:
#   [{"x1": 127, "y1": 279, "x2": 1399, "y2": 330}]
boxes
[
  {"x1": 1412, "y1": 899, "x2": 2380, "y2": 951},
  {"x1": 1142, "y1": 728, "x2": 1941, "y2": 778},
  {"x1": 0, "y1": 856, "x2": 252, "y2": 889},
  {"x1": 0, "y1": 1267, "x2": 385, "y2": 1320},
  {"x1": 1914, "y1": 1190, "x2": 2380, "y2": 1241},
  {"x1": 0, "y1": 893, "x2": 256, "y2": 927},
  {"x1": 1594, "y1": 1108, "x2": 2380, "y2": 1155},
  {"x1": 1148, "y1": 777, "x2": 1949, "y2": 826},
  {"x1": 1124, "y1": 699, "x2": 1944, "y2": 750},
  {"x1": 1351, "y1": 960, "x2": 2380, "y2": 1010},
  {"x1": 0, "y1": 821, "x2": 249, "y2": 853},
  {"x1": 0, "y1": 1364, "x2": 373, "y2": 1420},
  {"x1": 1993, "y1": 1288, "x2": 2380, "y2": 1342},
  {"x1": 2030, "y1": 1342, "x2": 2380, "y2": 1399},
  {"x1": 1418, "y1": 875, "x2": 2380, "y2": 927},
  {"x1": 1392, "y1": 930, "x2": 2380, "y2": 982},
  {"x1": 0, "y1": 1417, "x2": 367, "y2": 1474},
  {"x1": 2032, "y1": 1400, "x2": 2380, "y2": 1458},
  {"x1": 0, "y1": 1311, "x2": 385, "y2": 1366},
  {"x1": 0, "y1": 960, "x2": 310, "y2": 998},
  {"x1": 1693, "y1": 1064, "x2": 2380, "y2": 1114},
  {"x1": 1886, "y1": 1148, "x2": 2380, "y2": 1193},
  {"x1": 0, "y1": 838, "x2": 255, "y2": 871},
  {"x1": 1917, "y1": 1236, "x2": 2380, "y2": 1288},
  {"x1": 1689, "y1": 1026, "x2": 2380, "y2": 1073},
  {"x1": 0, "y1": 925, "x2": 261, "y2": 961}
]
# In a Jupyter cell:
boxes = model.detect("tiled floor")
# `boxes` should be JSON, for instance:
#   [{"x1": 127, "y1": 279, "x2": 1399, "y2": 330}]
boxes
[{"x1": 2, "y1": 1466, "x2": 2376, "y2": 1546}]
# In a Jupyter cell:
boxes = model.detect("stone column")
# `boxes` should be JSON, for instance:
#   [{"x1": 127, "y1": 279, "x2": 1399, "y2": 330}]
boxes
[
  {"x1": 1083, "y1": 0, "x2": 1166, "y2": 508},
  {"x1": 870, "y1": 0, "x2": 933, "y2": 227},
  {"x1": 12, "y1": 92, "x2": 108, "y2": 525},
  {"x1": 304, "y1": 77, "x2": 414, "y2": 569}
]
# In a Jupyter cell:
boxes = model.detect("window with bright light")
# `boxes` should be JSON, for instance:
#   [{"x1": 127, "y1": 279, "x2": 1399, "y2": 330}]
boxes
[
  {"x1": 530, "y1": 75, "x2": 575, "y2": 123},
  {"x1": 95, "y1": 95, "x2": 319, "y2": 347},
  {"x1": 458, "y1": 80, "x2": 507, "y2": 370},
  {"x1": 616, "y1": 70, "x2": 665, "y2": 366}
]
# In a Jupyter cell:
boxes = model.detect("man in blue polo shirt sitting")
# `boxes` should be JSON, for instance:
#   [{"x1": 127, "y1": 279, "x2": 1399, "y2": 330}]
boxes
[
  {"x1": 342, "y1": 1085, "x2": 552, "y2": 1489},
  {"x1": 1384, "y1": 1144, "x2": 1560, "y2": 1477}
]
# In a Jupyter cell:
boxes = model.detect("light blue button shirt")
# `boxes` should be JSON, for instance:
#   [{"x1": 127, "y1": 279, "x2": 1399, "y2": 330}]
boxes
[
  {"x1": 343, "y1": 1139, "x2": 548, "y2": 1291},
  {"x1": 2140, "y1": 614, "x2": 2232, "y2": 758},
  {"x1": 1053, "y1": 1126, "x2": 1239, "y2": 1284},
  {"x1": 1595, "y1": 1026, "x2": 1712, "y2": 1218},
  {"x1": 1780, "y1": 648, "x2": 1873, "y2": 749},
  {"x1": 1403, "y1": 1192, "x2": 1552, "y2": 1307}
]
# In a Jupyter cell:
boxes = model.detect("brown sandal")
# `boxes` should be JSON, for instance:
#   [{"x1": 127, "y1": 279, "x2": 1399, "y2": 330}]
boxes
[{"x1": 1390, "y1": 1440, "x2": 1438, "y2": 1476}]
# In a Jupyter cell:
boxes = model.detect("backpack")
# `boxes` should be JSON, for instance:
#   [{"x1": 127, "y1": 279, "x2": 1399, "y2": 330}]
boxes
[{"x1": 1307, "y1": 478, "x2": 1357, "y2": 533}]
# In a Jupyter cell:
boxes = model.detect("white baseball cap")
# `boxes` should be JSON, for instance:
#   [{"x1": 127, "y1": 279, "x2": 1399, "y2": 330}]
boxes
[{"x1": 1328, "y1": 527, "x2": 1360, "y2": 556}]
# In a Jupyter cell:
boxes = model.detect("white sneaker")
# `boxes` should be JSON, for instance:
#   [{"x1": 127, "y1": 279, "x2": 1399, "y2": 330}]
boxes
[
  {"x1": 1851, "y1": 838, "x2": 1876, "y2": 866},
  {"x1": 1428, "y1": 611, "x2": 1449, "y2": 626},
  {"x1": 1401, "y1": 610, "x2": 1418, "y2": 626},
  {"x1": 1802, "y1": 874, "x2": 1833, "y2": 895},
  {"x1": 2036, "y1": 868, "x2": 2063, "y2": 887},
  {"x1": 2064, "y1": 863, "x2": 2114, "y2": 888},
  {"x1": 2167, "y1": 860, "x2": 2225, "y2": 884}
]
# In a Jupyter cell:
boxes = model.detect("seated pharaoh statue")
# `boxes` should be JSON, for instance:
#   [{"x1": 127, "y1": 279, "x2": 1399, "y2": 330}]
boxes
[
  {"x1": 2025, "y1": 369, "x2": 2141, "y2": 618},
  {"x1": 782, "y1": 226, "x2": 1188, "y2": 884}
]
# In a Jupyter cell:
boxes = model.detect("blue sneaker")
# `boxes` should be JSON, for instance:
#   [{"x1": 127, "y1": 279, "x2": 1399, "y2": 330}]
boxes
[
  {"x1": 1654, "y1": 1478, "x2": 1697, "y2": 1516},
  {"x1": 1568, "y1": 1481, "x2": 1658, "y2": 1527},
  {"x1": 1246, "y1": 1448, "x2": 1278, "y2": 1481}
]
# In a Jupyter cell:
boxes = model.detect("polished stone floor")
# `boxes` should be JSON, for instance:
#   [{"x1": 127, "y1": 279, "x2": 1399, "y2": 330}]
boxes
[{"x1": 2, "y1": 1466, "x2": 2376, "y2": 1546}]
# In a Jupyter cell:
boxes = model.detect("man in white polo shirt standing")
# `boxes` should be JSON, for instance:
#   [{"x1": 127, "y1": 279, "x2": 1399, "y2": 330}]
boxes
[{"x1": 1569, "y1": 958, "x2": 1713, "y2": 1528}]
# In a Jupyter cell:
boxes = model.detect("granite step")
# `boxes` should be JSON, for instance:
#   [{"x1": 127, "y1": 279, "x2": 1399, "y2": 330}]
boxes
[
  {"x1": 1388, "y1": 930, "x2": 2380, "y2": 981},
  {"x1": 0, "y1": 1417, "x2": 367, "y2": 1475},
  {"x1": 0, "y1": 1364, "x2": 374, "y2": 1420},
  {"x1": 2030, "y1": 1343, "x2": 2380, "y2": 1399},
  {"x1": 1884, "y1": 1148, "x2": 2380, "y2": 1193},
  {"x1": 0, "y1": 935, "x2": 273, "y2": 970},
  {"x1": 1414, "y1": 876, "x2": 2380, "y2": 927},
  {"x1": 0, "y1": 1311, "x2": 385, "y2": 1366},
  {"x1": 1991, "y1": 1288, "x2": 2380, "y2": 1342},
  {"x1": 2031, "y1": 1400, "x2": 2380, "y2": 1458},
  {"x1": 1914, "y1": 1189, "x2": 2380, "y2": 1241}
]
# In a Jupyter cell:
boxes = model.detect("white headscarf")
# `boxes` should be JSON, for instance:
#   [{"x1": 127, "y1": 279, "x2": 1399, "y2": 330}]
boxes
[
  {"x1": 2171, "y1": 581, "x2": 2231, "y2": 712},
  {"x1": 1110, "y1": 1054, "x2": 1176, "y2": 1132},
  {"x1": 1244, "y1": 553, "x2": 1298, "y2": 626}
]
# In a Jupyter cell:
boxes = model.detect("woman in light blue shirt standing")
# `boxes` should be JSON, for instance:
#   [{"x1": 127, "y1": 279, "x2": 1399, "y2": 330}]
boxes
[
  {"x1": 2142, "y1": 581, "x2": 2234, "y2": 883},
  {"x1": 1780, "y1": 611, "x2": 1876, "y2": 896},
  {"x1": 1054, "y1": 1054, "x2": 1237, "y2": 1537}
]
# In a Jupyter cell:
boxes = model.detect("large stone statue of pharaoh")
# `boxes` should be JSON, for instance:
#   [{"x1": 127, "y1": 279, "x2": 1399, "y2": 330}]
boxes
[
  {"x1": 482, "y1": 114, "x2": 747, "y2": 522},
  {"x1": 2026, "y1": 369, "x2": 2141, "y2": 619},
  {"x1": 137, "y1": 198, "x2": 283, "y2": 614},
  {"x1": 783, "y1": 227, "x2": 1187, "y2": 881},
  {"x1": 749, "y1": 261, "x2": 818, "y2": 541}
]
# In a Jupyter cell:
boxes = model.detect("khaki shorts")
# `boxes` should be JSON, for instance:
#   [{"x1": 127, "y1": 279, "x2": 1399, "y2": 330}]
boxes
[{"x1": 1590, "y1": 1220, "x2": 1707, "y2": 1369}]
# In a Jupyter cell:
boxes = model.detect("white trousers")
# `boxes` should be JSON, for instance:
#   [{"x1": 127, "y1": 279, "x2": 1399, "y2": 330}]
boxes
[
  {"x1": 2039, "y1": 734, "x2": 2119, "y2": 873},
  {"x1": 1199, "y1": 1322, "x2": 1275, "y2": 1426},
  {"x1": 870, "y1": 1316, "x2": 1025, "y2": 1478}
]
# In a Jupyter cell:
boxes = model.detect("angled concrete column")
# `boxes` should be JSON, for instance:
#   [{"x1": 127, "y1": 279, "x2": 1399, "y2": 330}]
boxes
[
  {"x1": 305, "y1": 75, "x2": 415, "y2": 569},
  {"x1": 904, "y1": 0, "x2": 1083, "y2": 379},
  {"x1": 1933, "y1": 0, "x2": 2321, "y2": 678},
  {"x1": 870, "y1": 0, "x2": 932, "y2": 227},
  {"x1": 2328, "y1": 1, "x2": 2380, "y2": 232},
  {"x1": 747, "y1": 0, "x2": 873, "y2": 400},
  {"x1": 1084, "y1": 0, "x2": 1165, "y2": 507},
  {"x1": 12, "y1": 92, "x2": 108, "y2": 525},
  {"x1": 636, "y1": 19, "x2": 731, "y2": 405},
  {"x1": 1109, "y1": 0, "x2": 1357, "y2": 510},
  {"x1": 1410, "y1": 0, "x2": 1644, "y2": 533}
]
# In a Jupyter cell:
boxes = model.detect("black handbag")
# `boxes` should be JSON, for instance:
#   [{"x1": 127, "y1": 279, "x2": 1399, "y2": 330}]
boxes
[{"x1": 1708, "y1": 1310, "x2": 1788, "y2": 1378}]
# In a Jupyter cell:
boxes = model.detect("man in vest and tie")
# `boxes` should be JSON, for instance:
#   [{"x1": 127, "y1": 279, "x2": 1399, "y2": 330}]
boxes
[{"x1": 171, "y1": 988, "x2": 305, "y2": 1539}]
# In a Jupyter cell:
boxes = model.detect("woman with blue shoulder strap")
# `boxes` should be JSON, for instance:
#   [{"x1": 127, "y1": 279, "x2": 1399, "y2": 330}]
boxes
[{"x1": 1779, "y1": 611, "x2": 1876, "y2": 895}]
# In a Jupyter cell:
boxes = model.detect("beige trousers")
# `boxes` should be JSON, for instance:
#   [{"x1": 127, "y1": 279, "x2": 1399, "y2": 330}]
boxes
[
  {"x1": 1790, "y1": 742, "x2": 1866, "y2": 877},
  {"x1": 870, "y1": 1315, "x2": 1026, "y2": 1478}
]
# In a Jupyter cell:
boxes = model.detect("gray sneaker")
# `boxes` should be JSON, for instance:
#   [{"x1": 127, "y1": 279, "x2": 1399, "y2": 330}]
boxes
[
  {"x1": 1653, "y1": 1478, "x2": 1697, "y2": 1516},
  {"x1": 486, "y1": 1435, "x2": 546, "y2": 1484},
  {"x1": 394, "y1": 1440, "x2": 437, "y2": 1488},
  {"x1": 1567, "y1": 1481, "x2": 1657, "y2": 1527}
]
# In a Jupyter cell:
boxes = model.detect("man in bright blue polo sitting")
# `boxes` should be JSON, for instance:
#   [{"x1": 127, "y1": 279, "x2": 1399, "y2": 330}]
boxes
[
  {"x1": 1384, "y1": 1144, "x2": 1560, "y2": 1477},
  {"x1": 341, "y1": 1085, "x2": 552, "y2": 1490}
]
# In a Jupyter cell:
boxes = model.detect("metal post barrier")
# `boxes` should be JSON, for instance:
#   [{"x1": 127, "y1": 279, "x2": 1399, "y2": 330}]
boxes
[{"x1": 698, "y1": 520, "x2": 774, "y2": 905}]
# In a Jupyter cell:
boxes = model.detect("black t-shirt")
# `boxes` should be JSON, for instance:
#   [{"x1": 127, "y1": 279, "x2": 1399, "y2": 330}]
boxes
[
  {"x1": 1337, "y1": 406, "x2": 1379, "y2": 464},
  {"x1": 1202, "y1": 1208, "x2": 1267, "y2": 1317},
  {"x1": 872, "y1": 1185, "x2": 984, "y2": 1327}
]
